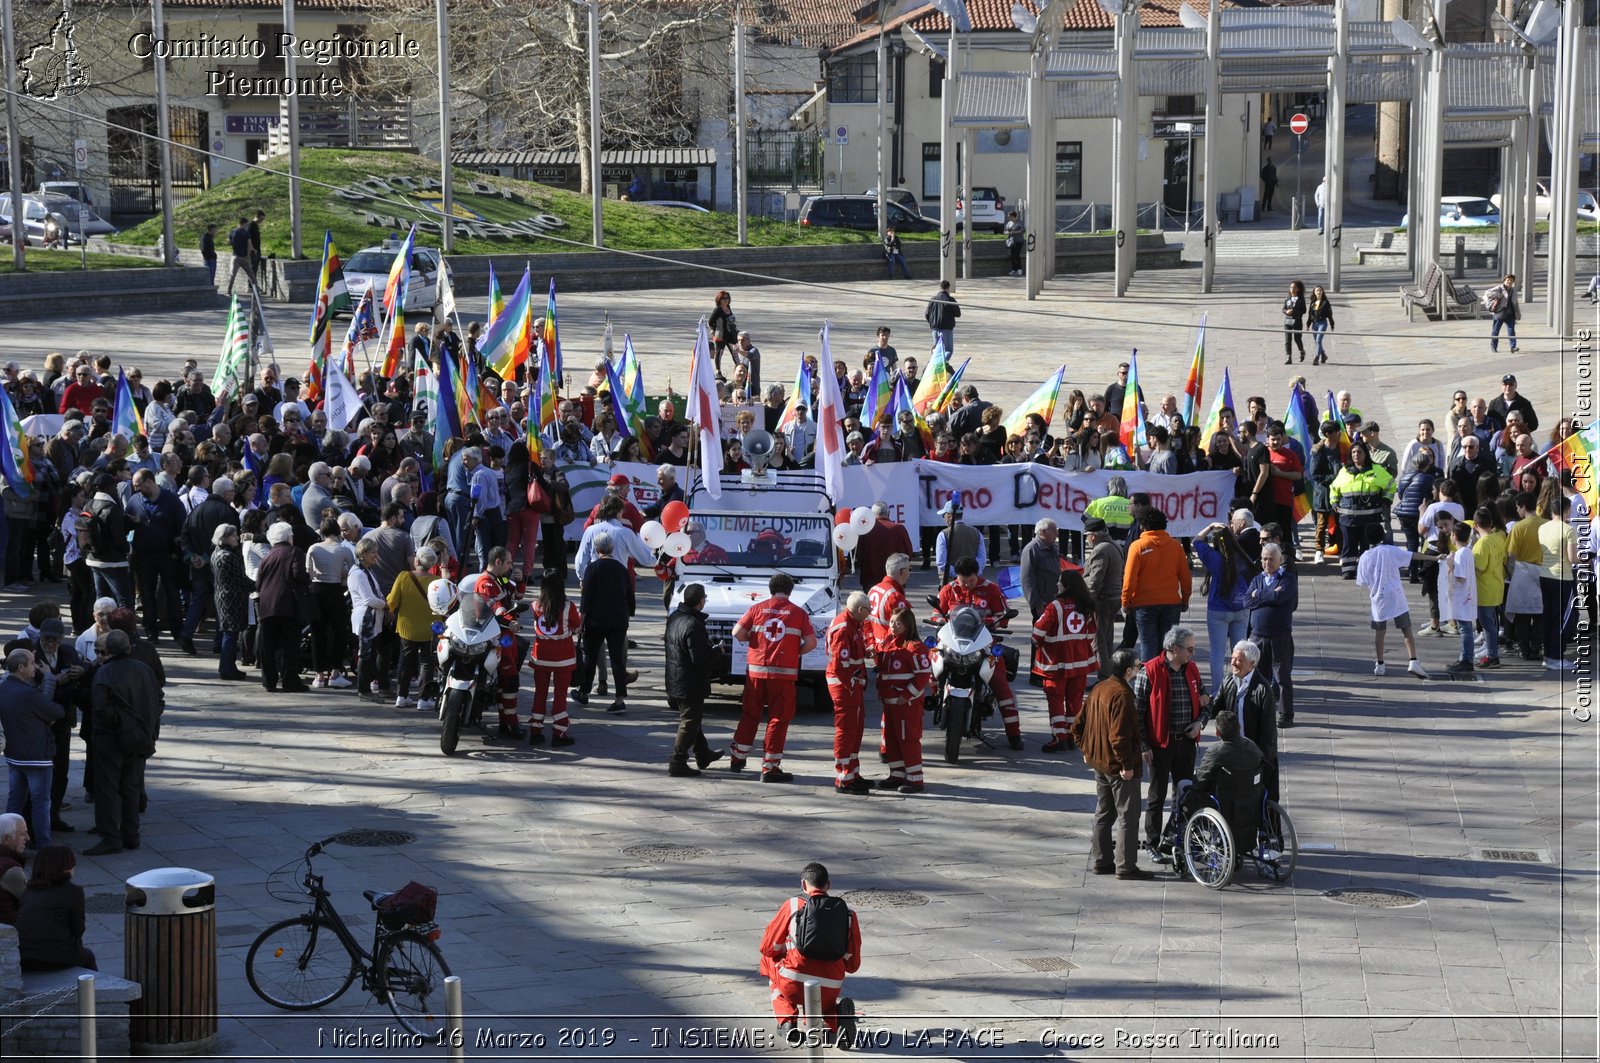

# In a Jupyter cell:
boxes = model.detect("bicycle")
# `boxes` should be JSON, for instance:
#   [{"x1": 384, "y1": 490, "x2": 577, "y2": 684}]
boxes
[{"x1": 245, "y1": 836, "x2": 452, "y2": 1038}]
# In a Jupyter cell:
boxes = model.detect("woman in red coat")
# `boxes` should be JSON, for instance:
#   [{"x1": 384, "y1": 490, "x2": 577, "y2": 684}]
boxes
[
  {"x1": 1032, "y1": 569, "x2": 1099, "y2": 753},
  {"x1": 525, "y1": 573, "x2": 580, "y2": 746},
  {"x1": 875, "y1": 607, "x2": 931, "y2": 793}
]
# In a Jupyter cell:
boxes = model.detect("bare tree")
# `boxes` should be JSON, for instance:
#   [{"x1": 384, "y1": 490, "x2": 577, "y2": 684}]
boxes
[{"x1": 358, "y1": 0, "x2": 732, "y2": 194}]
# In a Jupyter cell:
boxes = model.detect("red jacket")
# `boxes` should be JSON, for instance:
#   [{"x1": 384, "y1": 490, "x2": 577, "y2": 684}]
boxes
[
  {"x1": 855, "y1": 518, "x2": 914, "y2": 590},
  {"x1": 758, "y1": 889, "x2": 863, "y2": 985},
  {"x1": 867, "y1": 576, "x2": 908, "y2": 653},
  {"x1": 1032, "y1": 598, "x2": 1098, "y2": 677},
  {"x1": 584, "y1": 499, "x2": 645, "y2": 533},
  {"x1": 875, "y1": 637, "x2": 931, "y2": 705},
  {"x1": 1143, "y1": 655, "x2": 1204, "y2": 749},
  {"x1": 824, "y1": 611, "x2": 867, "y2": 689},
  {"x1": 737, "y1": 596, "x2": 814, "y2": 679},
  {"x1": 937, "y1": 578, "x2": 1010, "y2": 628},
  {"x1": 526, "y1": 601, "x2": 581, "y2": 669}
]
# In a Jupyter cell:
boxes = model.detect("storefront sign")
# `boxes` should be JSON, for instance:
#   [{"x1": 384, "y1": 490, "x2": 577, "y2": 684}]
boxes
[{"x1": 225, "y1": 114, "x2": 279, "y2": 135}]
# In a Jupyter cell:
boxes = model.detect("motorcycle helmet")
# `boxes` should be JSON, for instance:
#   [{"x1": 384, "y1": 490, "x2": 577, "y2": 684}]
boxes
[{"x1": 426, "y1": 578, "x2": 458, "y2": 616}]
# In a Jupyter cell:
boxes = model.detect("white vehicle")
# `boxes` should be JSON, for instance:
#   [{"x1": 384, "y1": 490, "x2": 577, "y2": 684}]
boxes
[
  {"x1": 1490, "y1": 182, "x2": 1600, "y2": 222},
  {"x1": 668, "y1": 456, "x2": 843, "y2": 707},
  {"x1": 435, "y1": 585, "x2": 503, "y2": 756},
  {"x1": 956, "y1": 186, "x2": 1006, "y2": 232},
  {"x1": 340, "y1": 241, "x2": 453, "y2": 316}
]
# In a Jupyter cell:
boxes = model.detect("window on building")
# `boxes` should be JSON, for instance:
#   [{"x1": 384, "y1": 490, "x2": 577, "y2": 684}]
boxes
[
  {"x1": 257, "y1": 23, "x2": 278, "y2": 69},
  {"x1": 827, "y1": 54, "x2": 885, "y2": 104},
  {"x1": 922, "y1": 143, "x2": 941, "y2": 200},
  {"x1": 928, "y1": 57, "x2": 944, "y2": 98},
  {"x1": 1162, "y1": 95, "x2": 1199, "y2": 118},
  {"x1": 1055, "y1": 142, "x2": 1083, "y2": 199}
]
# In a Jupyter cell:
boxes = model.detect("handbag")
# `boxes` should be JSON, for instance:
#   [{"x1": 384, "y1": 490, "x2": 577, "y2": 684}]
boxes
[{"x1": 526, "y1": 476, "x2": 552, "y2": 515}]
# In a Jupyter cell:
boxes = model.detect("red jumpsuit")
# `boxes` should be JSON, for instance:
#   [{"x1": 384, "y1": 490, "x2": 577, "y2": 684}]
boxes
[
  {"x1": 824, "y1": 610, "x2": 869, "y2": 788},
  {"x1": 526, "y1": 600, "x2": 581, "y2": 738},
  {"x1": 1031, "y1": 598, "x2": 1099, "y2": 743},
  {"x1": 758, "y1": 891, "x2": 863, "y2": 1032},
  {"x1": 875, "y1": 636, "x2": 931, "y2": 789},
  {"x1": 937, "y1": 578, "x2": 1021, "y2": 741},
  {"x1": 474, "y1": 571, "x2": 526, "y2": 730},
  {"x1": 866, "y1": 576, "x2": 909, "y2": 755},
  {"x1": 731, "y1": 596, "x2": 815, "y2": 773}
]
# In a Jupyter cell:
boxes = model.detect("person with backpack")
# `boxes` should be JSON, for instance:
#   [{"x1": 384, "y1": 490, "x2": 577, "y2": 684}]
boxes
[
  {"x1": 1485, "y1": 274, "x2": 1520, "y2": 354},
  {"x1": 757, "y1": 862, "x2": 862, "y2": 1046}
]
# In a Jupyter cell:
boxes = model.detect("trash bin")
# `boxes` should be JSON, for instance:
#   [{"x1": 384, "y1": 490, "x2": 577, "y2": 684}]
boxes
[{"x1": 125, "y1": 867, "x2": 217, "y2": 1054}]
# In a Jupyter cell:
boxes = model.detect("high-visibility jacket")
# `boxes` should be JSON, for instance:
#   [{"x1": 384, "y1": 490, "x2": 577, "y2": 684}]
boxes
[
  {"x1": 1032, "y1": 597, "x2": 1098, "y2": 677},
  {"x1": 867, "y1": 576, "x2": 908, "y2": 652},
  {"x1": 824, "y1": 611, "x2": 867, "y2": 689},
  {"x1": 875, "y1": 637, "x2": 931, "y2": 705},
  {"x1": 1329, "y1": 464, "x2": 1396, "y2": 516},
  {"x1": 527, "y1": 601, "x2": 581, "y2": 669},
  {"x1": 937, "y1": 578, "x2": 1010, "y2": 627},
  {"x1": 738, "y1": 596, "x2": 814, "y2": 679}
]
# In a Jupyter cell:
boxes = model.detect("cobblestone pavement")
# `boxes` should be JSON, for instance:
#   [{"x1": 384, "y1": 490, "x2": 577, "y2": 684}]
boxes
[{"x1": 0, "y1": 250, "x2": 1593, "y2": 1061}]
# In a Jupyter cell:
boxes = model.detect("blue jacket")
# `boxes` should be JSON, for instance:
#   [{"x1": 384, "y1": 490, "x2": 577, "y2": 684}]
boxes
[
  {"x1": 130, "y1": 488, "x2": 186, "y2": 556},
  {"x1": 1193, "y1": 537, "x2": 1251, "y2": 613},
  {"x1": 1393, "y1": 467, "x2": 1439, "y2": 519},
  {"x1": 1245, "y1": 566, "x2": 1298, "y2": 637}
]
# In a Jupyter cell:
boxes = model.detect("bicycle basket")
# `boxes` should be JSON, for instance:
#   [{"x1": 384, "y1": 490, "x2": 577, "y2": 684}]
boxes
[{"x1": 376, "y1": 881, "x2": 438, "y2": 927}]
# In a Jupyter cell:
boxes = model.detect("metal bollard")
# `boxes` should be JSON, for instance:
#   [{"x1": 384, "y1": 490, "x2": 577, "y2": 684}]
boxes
[
  {"x1": 444, "y1": 975, "x2": 464, "y2": 1062},
  {"x1": 78, "y1": 973, "x2": 96, "y2": 1063},
  {"x1": 802, "y1": 979, "x2": 825, "y2": 1062},
  {"x1": 1454, "y1": 236, "x2": 1466, "y2": 279}
]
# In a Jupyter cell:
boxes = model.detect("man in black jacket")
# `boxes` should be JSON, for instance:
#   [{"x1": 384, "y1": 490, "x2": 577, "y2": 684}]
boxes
[
  {"x1": 664, "y1": 584, "x2": 723, "y2": 777},
  {"x1": 85, "y1": 473, "x2": 132, "y2": 609},
  {"x1": 28, "y1": 619, "x2": 85, "y2": 836},
  {"x1": 574, "y1": 534, "x2": 635, "y2": 713},
  {"x1": 128, "y1": 470, "x2": 187, "y2": 646},
  {"x1": 178, "y1": 476, "x2": 238, "y2": 655},
  {"x1": 1184, "y1": 710, "x2": 1264, "y2": 848},
  {"x1": 925, "y1": 279, "x2": 960, "y2": 354},
  {"x1": 85, "y1": 630, "x2": 161, "y2": 856},
  {"x1": 0, "y1": 649, "x2": 64, "y2": 848},
  {"x1": 1214, "y1": 640, "x2": 1279, "y2": 801}
]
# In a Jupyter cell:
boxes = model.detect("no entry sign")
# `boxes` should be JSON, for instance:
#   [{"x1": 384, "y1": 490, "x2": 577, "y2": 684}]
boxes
[{"x1": 1289, "y1": 113, "x2": 1310, "y2": 135}]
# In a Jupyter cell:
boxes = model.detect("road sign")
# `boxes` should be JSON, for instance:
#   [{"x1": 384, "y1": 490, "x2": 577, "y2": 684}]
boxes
[
  {"x1": 1289, "y1": 113, "x2": 1310, "y2": 136},
  {"x1": 73, "y1": 139, "x2": 88, "y2": 170},
  {"x1": 836, "y1": 125, "x2": 848, "y2": 145}
]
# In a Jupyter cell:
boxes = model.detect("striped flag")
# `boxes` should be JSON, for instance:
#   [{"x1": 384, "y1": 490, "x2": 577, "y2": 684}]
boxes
[
  {"x1": 307, "y1": 231, "x2": 345, "y2": 348},
  {"x1": 111, "y1": 366, "x2": 144, "y2": 440},
  {"x1": 212, "y1": 295, "x2": 251, "y2": 399},
  {"x1": 486, "y1": 263, "x2": 505, "y2": 330},
  {"x1": 620, "y1": 335, "x2": 646, "y2": 414},
  {"x1": 1002, "y1": 364, "x2": 1065, "y2": 437},
  {"x1": 1546, "y1": 420, "x2": 1600, "y2": 518},
  {"x1": 934, "y1": 357, "x2": 969, "y2": 414},
  {"x1": 381, "y1": 226, "x2": 416, "y2": 318},
  {"x1": 861, "y1": 354, "x2": 892, "y2": 432},
  {"x1": 481, "y1": 267, "x2": 533, "y2": 380},
  {"x1": 1284, "y1": 382, "x2": 1316, "y2": 522},
  {"x1": 1119, "y1": 349, "x2": 1146, "y2": 451},
  {"x1": 0, "y1": 384, "x2": 33, "y2": 499},
  {"x1": 534, "y1": 337, "x2": 558, "y2": 431},
  {"x1": 1200, "y1": 365, "x2": 1234, "y2": 443},
  {"x1": 1324, "y1": 390, "x2": 1352, "y2": 462},
  {"x1": 776, "y1": 354, "x2": 814, "y2": 435},
  {"x1": 341, "y1": 288, "x2": 379, "y2": 379},
  {"x1": 888, "y1": 374, "x2": 933, "y2": 451},
  {"x1": 432, "y1": 347, "x2": 463, "y2": 472},
  {"x1": 542, "y1": 278, "x2": 563, "y2": 392},
  {"x1": 1181, "y1": 314, "x2": 1205, "y2": 428},
  {"x1": 456, "y1": 340, "x2": 481, "y2": 431},
  {"x1": 912, "y1": 338, "x2": 952, "y2": 415}
]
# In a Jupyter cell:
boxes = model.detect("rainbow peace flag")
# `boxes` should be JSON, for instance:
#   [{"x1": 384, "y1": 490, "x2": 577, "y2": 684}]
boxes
[
  {"x1": 1002, "y1": 364, "x2": 1065, "y2": 437},
  {"x1": 111, "y1": 367, "x2": 144, "y2": 440},
  {"x1": 525, "y1": 355, "x2": 547, "y2": 462},
  {"x1": 888, "y1": 374, "x2": 934, "y2": 450},
  {"x1": 0, "y1": 384, "x2": 33, "y2": 499},
  {"x1": 1284, "y1": 382, "x2": 1316, "y2": 522},
  {"x1": 431, "y1": 347, "x2": 461, "y2": 472},
  {"x1": 1200, "y1": 365, "x2": 1234, "y2": 443},
  {"x1": 542, "y1": 278, "x2": 562, "y2": 392},
  {"x1": 776, "y1": 354, "x2": 814, "y2": 435},
  {"x1": 1181, "y1": 314, "x2": 1205, "y2": 428},
  {"x1": 486, "y1": 263, "x2": 505, "y2": 331},
  {"x1": 381, "y1": 226, "x2": 415, "y2": 319},
  {"x1": 534, "y1": 337, "x2": 557, "y2": 431},
  {"x1": 481, "y1": 267, "x2": 533, "y2": 381},
  {"x1": 458, "y1": 344, "x2": 481, "y2": 431},
  {"x1": 1547, "y1": 420, "x2": 1600, "y2": 518},
  {"x1": 912, "y1": 338, "x2": 952, "y2": 415},
  {"x1": 620, "y1": 335, "x2": 646, "y2": 415},
  {"x1": 1118, "y1": 350, "x2": 1146, "y2": 451},
  {"x1": 861, "y1": 354, "x2": 892, "y2": 431},
  {"x1": 1324, "y1": 390, "x2": 1352, "y2": 462},
  {"x1": 934, "y1": 357, "x2": 969, "y2": 414}
]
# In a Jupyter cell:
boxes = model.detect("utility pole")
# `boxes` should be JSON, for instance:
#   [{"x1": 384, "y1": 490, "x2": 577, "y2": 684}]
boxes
[
  {"x1": 875, "y1": 0, "x2": 888, "y2": 240},
  {"x1": 588, "y1": 0, "x2": 603, "y2": 247},
  {"x1": 283, "y1": 0, "x2": 302, "y2": 259},
  {"x1": 1, "y1": 0, "x2": 25, "y2": 269},
  {"x1": 733, "y1": 6, "x2": 748, "y2": 245},
  {"x1": 938, "y1": 22, "x2": 956, "y2": 286},
  {"x1": 1112, "y1": 1, "x2": 1139, "y2": 297},
  {"x1": 436, "y1": 0, "x2": 453, "y2": 253},
  {"x1": 1200, "y1": 0, "x2": 1218, "y2": 292},
  {"x1": 1324, "y1": 0, "x2": 1347, "y2": 288},
  {"x1": 151, "y1": 0, "x2": 176, "y2": 266}
]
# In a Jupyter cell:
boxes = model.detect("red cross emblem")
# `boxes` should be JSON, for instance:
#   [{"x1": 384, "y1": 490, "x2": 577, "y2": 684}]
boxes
[
  {"x1": 761, "y1": 617, "x2": 788, "y2": 642},
  {"x1": 1065, "y1": 611, "x2": 1086, "y2": 634}
]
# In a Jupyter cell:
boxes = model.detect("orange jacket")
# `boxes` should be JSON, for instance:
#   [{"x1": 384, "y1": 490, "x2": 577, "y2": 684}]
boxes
[{"x1": 1120, "y1": 529, "x2": 1191, "y2": 610}]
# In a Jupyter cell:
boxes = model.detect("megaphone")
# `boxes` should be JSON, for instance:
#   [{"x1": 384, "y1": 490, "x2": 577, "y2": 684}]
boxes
[{"x1": 744, "y1": 429, "x2": 775, "y2": 472}]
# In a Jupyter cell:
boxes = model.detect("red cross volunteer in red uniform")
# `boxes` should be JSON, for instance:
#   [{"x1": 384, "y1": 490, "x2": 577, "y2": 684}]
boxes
[
  {"x1": 461, "y1": 548, "x2": 526, "y2": 738},
  {"x1": 875, "y1": 607, "x2": 932, "y2": 792},
  {"x1": 1032, "y1": 569, "x2": 1100, "y2": 752},
  {"x1": 525, "y1": 572, "x2": 581, "y2": 746},
  {"x1": 758, "y1": 862, "x2": 862, "y2": 1044},
  {"x1": 867, "y1": 553, "x2": 913, "y2": 757},
  {"x1": 726, "y1": 572, "x2": 817, "y2": 781},
  {"x1": 826, "y1": 594, "x2": 874, "y2": 795},
  {"x1": 937, "y1": 556, "x2": 1024, "y2": 750}
]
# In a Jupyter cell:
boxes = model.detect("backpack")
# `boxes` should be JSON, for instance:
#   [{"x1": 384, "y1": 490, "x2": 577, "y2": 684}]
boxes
[{"x1": 792, "y1": 894, "x2": 851, "y2": 961}]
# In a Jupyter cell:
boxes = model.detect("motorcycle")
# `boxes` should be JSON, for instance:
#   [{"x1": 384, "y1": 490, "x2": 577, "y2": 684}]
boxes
[
  {"x1": 923, "y1": 597, "x2": 1019, "y2": 763},
  {"x1": 434, "y1": 588, "x2": 506, "y2": 756}
]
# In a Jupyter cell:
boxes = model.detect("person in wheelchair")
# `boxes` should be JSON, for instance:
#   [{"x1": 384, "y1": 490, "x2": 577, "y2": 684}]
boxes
[
  {"x1": 1178, "y1": 710, "x2": 1264, "y2": 858},
  {"x1": 1214, "y1": 640, "x2": 1279, "y2": 802}
]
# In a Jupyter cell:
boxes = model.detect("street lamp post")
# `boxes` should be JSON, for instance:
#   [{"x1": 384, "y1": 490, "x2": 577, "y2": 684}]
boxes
[
  {"x1": 1112, "y1": 1, "x2": 1139, "y2": 297},
  {"x1": 436, "y1": 0, "x2": 454, "y2": 254},
  {"x1": 150, "y1": 0, "x2": 176, "y2": 267},
  {"x1": 0, "y1": 0, "x2": 25, "y2": 270},
  {"x1": 876, "y1": 2, "x2": 888, "y2": 241},
  {"x1": 733, "y1": 6, "x2": 748, "y2": 245},
  {"x1": 588, "y1": 0, "x2": 603, "y2": 247},
  {"x1": 283, "y1": 0, "x2": 302, "y2": 260}
]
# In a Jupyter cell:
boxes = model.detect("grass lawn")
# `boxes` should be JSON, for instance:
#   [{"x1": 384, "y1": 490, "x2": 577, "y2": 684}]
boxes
[
  {"x1": 115, "y1": 148, "x2": 962, "y2": 259},
  {"x1": 0, "y1": 248, "x2": 161, "y2": 273}
]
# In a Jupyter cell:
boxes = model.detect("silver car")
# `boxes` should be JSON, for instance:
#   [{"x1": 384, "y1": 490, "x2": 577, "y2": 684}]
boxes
[
  {"x1": 37, "y1": 193, "x2": 117, "y2": 241},
  {"x1": 0, "y1": 193, "x2": 68, "y2": 247}
]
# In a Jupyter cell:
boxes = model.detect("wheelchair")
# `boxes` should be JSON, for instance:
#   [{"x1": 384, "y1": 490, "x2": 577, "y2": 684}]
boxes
[{"x1": 1158, "y1": 774, "x2": 1297, "y2": 890}]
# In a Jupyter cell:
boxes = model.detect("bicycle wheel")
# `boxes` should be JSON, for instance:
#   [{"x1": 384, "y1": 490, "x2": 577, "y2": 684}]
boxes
[
  {"x1": 1257, "y1": 801, "x2": 1298, "y2": 881},
  {"x1": 378, "y1": 930, "x2": 453, "y2": 1038},
  {"x1": 245, "y1": 916, "x2": 360, "y2": 1010}
]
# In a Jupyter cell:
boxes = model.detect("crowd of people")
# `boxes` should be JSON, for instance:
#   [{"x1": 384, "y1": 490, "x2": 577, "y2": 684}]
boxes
[{"x1": 0, "y1": 287, "x2": 1586, "y2": 889}]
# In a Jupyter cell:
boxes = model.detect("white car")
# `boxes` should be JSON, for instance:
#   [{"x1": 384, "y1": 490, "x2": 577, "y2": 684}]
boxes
[
  {"x1": 341, "y1": 243, "x2": 453, "y2": 316},
  {"x1": 956, "y1": 186, "x2": 1006, "y2": 232},
  {"x1": 1399, "y1": 196, "x2": 1500, "y2": 229},
  {"x1": 1491, "y1": 183, "x2": 1600, "y2": 222}
]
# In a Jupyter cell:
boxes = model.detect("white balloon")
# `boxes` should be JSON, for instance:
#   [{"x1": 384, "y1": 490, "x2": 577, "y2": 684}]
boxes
[
  {"x1": 849, "y1": 506, "x2": 875, "y2": 534},
  {"x1": 639, "y1": 520, "x2": 667, "y2": 549},
  {"x1": 664, "y1": 531, "x2": 692, "y2": 558},
  {"x1": 832, "y1": 525, "x2": 859, "y2": 551}
]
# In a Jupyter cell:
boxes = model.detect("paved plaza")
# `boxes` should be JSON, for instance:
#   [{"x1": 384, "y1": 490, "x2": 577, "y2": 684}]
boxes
[{"x1": 0, "y1": 249, "x2": 1595, "y2": 1061}]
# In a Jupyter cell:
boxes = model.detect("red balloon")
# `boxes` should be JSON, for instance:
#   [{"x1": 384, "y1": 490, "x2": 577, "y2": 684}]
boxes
[
  {"x1": 661, "y1": 500, "x2": 690, "y2": 533},
  {"x1": 835, "y1": 507, "x2": 852, "y2": 526}
]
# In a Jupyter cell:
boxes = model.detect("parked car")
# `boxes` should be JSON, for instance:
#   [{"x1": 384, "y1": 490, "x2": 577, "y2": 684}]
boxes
[
  {"x1": 1490, "y1": 182, "x2": 1600, "y2": 223},
  {"x1": 37, "y1": 193, "x2": 117, "y2": 241},
  {"x1": 341, "y1": 243, "x2": 453, "y2": 315},
  {"x1": 635, "y1": 200, "x2": 710, "y2": 212},
  {"x1": 798, "y1": 195, "x2": 936, "y2": 232},
  {"x1": 36, "y1": 180, "x2": 95, "y2": 209},
  {"x1": 1399, "y1": 196, "x2": 1500, "y2": 229},
  {"x1": 956, "y1": 186, "x2": 1006, "y2": 232},
  {"x1": 0, "y1": 193, "x2": 68, "y2": 247},
  {"x1": 1579, "y1": 191, "x2": 1599, "y2": 222},
  {"x1": 863, "y1": 187, "x2": 921, "y2": 215}
]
